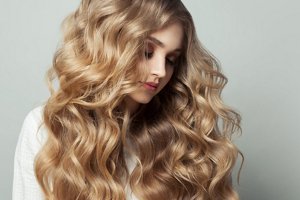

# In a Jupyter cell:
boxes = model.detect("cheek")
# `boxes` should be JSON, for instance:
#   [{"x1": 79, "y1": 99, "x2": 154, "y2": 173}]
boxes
[
  {"x1": 135, "y1": 60, "x2": 150, "y2": 81},
  {"x1": 166, "y1": 67, "x2": 175, "y2": 81},
  {"x1": 160, "y1": 67, "x2": 174, "y2": 88}
]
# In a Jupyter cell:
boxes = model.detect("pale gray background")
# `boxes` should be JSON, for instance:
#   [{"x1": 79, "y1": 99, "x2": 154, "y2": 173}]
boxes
[{"x1": 1, "y1": 0, "x2": 299, "y2": 199}]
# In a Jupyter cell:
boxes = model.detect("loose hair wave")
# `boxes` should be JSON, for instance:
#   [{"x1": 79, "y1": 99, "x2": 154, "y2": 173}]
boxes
[{"x1": 35, "y1": 0, "x2": 242, "y2": 199}]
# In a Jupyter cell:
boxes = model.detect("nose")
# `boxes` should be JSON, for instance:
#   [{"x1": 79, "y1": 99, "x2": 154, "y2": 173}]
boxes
[{"x1": 150, "y1": 55, "x2": 166, "y2": 78}]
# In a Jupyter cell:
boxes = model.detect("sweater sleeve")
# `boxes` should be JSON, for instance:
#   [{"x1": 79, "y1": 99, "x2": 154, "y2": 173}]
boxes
[{"x1": 12, "y1": 107, "x2": 46, "y2": 200}]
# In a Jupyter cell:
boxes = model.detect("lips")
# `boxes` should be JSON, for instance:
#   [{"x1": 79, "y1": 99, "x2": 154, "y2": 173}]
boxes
[
  {"x1": 145, "y1": 82, "x2": 158, "y2": 88},
  {"x1": 144, "y1": 82, "x2": 158, "y2": 91}
]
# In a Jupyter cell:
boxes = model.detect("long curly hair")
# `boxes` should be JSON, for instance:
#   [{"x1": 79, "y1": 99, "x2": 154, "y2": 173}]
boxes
[{"x1": 35, "y1": 0, "x2": 242, "y2": 199}]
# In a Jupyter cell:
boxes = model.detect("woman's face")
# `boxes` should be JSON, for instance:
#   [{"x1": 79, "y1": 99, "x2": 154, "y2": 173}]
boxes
[{"x1": 125, "y1": 22, "x2": 183, "y2": 113}]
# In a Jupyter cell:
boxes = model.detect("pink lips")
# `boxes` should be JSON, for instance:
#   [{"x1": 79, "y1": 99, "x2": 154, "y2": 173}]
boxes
[{"x1": 143, "y1": 82, "x2": 158, "y2": 91}]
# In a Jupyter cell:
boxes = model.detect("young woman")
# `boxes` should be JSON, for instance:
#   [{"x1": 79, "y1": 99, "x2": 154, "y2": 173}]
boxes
[{"x1": 13, "y1": 0, "x2": 242, "y2": 199}]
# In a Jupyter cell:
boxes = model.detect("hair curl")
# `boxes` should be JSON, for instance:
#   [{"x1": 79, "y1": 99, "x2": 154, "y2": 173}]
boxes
[{"x1": 35, "y1": 0, "x2": 242, "y2": 199}]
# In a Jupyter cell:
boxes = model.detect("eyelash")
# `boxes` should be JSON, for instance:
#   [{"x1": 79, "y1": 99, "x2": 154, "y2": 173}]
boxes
[{"x1": 144, "y1": 51, "x2": 177, "y2": 66}]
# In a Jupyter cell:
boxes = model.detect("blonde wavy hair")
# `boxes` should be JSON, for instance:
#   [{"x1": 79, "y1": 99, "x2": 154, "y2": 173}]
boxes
[{"x1": 35, "y1": 0, "x2": 242, "y2": 199}]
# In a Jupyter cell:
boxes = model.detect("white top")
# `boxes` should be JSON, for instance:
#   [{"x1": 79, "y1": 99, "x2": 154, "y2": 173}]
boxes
[{"x1": 12, "y1": 106, "x2": 138, "y2": 200}]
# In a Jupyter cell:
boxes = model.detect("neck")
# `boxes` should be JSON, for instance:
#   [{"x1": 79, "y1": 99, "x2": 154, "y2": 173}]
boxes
[{"x1": 123, "y1": 96, "x2": 141, "y2": 115}]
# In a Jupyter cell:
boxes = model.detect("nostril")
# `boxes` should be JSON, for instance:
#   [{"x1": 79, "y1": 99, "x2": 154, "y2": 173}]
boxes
[
  {"x1": 152, "y1": 69, "x2": 166, "y2": 77},
  {"x1": 149, "y1": 57, "x2": 167, "y2": 77}
]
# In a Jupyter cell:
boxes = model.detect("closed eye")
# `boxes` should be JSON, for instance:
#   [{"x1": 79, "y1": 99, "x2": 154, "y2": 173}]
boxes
[
  {"x1": 144, "y1": 41, "x2": 180, "y2": 66},
  {"x1": 166, "y1": 58, "x2": 176, "y2": 66},
  {"x1": 145, "y1": 51, "x2": 179, "y2": 67},
  {"x1": 144, "y1": 51, "x2": 154, "y2": 59},
  {"x1": 166, "y1": 54, "x2": 180, "y2": 67}
]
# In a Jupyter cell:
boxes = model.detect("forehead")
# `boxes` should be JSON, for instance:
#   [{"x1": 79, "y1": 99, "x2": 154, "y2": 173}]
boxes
[{"x1": 148, "y1": 23, "x2": 184, "y2": 52}]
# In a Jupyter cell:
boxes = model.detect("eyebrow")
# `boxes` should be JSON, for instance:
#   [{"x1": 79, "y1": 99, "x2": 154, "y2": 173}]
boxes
[{"x1": 147, "y1": 36, "x2": 182, "y2": 53}]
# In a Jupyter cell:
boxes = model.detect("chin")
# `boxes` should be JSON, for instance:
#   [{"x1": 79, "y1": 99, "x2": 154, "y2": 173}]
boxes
[
  {"x1": 124, "y1": 94, "x2": 154, "y2": 112},
  {"x1": 137, "y1": 97, "x2": 153, "y2": 104}
]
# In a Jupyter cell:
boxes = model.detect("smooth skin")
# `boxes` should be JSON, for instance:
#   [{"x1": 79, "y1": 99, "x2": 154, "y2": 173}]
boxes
[{"x1": 124, "y1": 22, "x2": 184, "y2": 113}]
